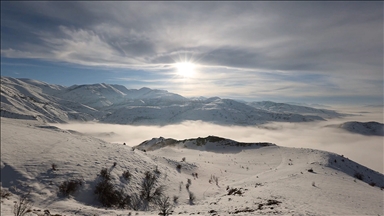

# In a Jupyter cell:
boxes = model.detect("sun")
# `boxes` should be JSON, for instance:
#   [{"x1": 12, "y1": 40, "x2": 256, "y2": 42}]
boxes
[{"x1": 175, "y1": 62, "x2": 196, "y2": 78}]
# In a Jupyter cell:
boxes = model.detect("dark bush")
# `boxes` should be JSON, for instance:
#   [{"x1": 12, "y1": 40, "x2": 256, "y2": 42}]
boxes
[
  {"x1": 369, "y1": 182, "x2": 376, "y2": 187},
  {"x1": 94, "y1": 179, "x2": 129, "y2": 208},
  {"x1": 176, "y1": 164, "x2": 182, "y2": 170},
  {"x1": 354, "y1": 172, "x2": 364, "y2": 180},
  {"x1": 100, "y1": 168, "x2": 111, "y2": 180},
  {"x1": 58, "y1": 179, "x2": 82, "y2": 196},
  {"x1": 122, "y1": 170, "x2": 132, "y2": 180},
  {"x1": 51, "y1": 163, "x2": 57, "y2": 171},
  {"x1": 173, "y1": 195, "x2": 179, "y2": 204},
  {"x1": 307, "y1": 168, "x2": 314, "y2": 173},
  {"x1": 95, "y1": 168, "x2": 130, "y2": 208},
  {"x1": 188, "y1": 191, "x2": 196, "y2": 205}
]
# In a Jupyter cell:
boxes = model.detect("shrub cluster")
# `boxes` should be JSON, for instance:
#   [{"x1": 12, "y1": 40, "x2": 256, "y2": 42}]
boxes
[
  {"x1": 94, "y1": 168, "x2": 130, "y2": 208},
  {"x1": 58, "y1": 179, "x2": 82, "y2": 196}
]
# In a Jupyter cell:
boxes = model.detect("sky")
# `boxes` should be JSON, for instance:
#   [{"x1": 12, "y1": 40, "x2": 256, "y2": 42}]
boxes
[{"x1": 1, "y1": 1, "x2": 383, "y2": 105}]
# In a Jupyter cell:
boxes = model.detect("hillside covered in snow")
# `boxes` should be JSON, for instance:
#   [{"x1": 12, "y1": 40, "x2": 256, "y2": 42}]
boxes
[
  {"x1": 1, "y1": 76, "x2": 345, "y2": 126},
  {"x1": 1, "y1": 117, "x2": 383, "y2": 215},
  {"x1": 328, "y1": 121, "x2": 384, "y2": 136}
]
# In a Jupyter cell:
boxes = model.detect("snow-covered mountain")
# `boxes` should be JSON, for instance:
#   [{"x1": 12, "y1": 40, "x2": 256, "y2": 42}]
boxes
[
  {"x1": 100, "y1": 97, "x2": 324, "y2": 125},
  {"x1": 331, "y1": 121, "x2": 384, "y2": 136},
  {"x1": 1, "y1": 76, "x2": 344, "y2": 125},
  {"x1": 1, "y1": 117, "x2": 383, "y2": 215},
  {"x1": 0, "y1": 77, "x2": 96, "y2": 122},
  {"x1": 248, "y1": 101, "x2": 343, "y2": 119}
]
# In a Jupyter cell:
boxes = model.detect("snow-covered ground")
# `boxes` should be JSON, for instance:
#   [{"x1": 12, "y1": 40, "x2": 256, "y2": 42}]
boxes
[{"x1": 1, "y1": 117, "x2": 383, "y2": 215}]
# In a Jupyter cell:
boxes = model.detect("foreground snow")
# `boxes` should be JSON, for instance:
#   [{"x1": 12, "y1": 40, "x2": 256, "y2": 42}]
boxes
[{"x1": 1, "y1": 117, "x2": 383, "y2": 215}]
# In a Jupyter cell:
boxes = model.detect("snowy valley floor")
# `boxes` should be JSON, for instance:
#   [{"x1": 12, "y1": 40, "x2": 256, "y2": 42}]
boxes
[{"x1": 1, "y1": 117, "x2": 383, "y2": 215}]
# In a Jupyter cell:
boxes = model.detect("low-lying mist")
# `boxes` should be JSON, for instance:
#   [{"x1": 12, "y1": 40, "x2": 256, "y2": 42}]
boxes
[{"x1": 51, "y1": 107, "x2": 383, "y2": 174}]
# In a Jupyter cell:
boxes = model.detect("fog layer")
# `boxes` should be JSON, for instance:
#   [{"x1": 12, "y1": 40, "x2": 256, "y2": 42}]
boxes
[{"x1": 52, "y1": 106, "x2": 383, "y2": 173}]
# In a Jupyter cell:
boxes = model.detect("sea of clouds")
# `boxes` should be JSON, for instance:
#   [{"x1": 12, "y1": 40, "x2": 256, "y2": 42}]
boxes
[{"x1": 52, "y1": 106, "x2": 383, "y2": 173}]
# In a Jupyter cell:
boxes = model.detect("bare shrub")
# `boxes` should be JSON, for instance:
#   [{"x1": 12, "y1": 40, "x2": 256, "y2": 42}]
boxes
[
  {"x1": 209, "y1": 175, "x2": 219, "y2": 185},
  {"x1": 181, "y1": 157, "x2": 186, "y2": 162},
  {"x1": 58, "y1": 179, "x2": 82, "y2": 196},
  {"x1": 227, "y1": 188, "x2": 243, "y2": 196},
  {"x1": 51, "y1": 163, "x2": 57, "y2": 171},
  {"x1": 140, "y1": 171, "x2": 164, "y2": 202},
  {"x1": 173, "y1": 195, "x2": 179, "y2": 204},
  {"x1": 156, "y1": 196, "x2": 174, "y2": 216},
  {"x1": 113, "y1": 162, "x2": 117, "y2": 167},
  {"x1": 188, "y1": 191, "x2": 196, "y2": 205},
  {"x1": 1, "y1": 187, "x2": 11, "y2": 200},
  {"x1": 122, "y1": 170, "x2": 132, "y2": 180},
  {"x1": 13, "y1": 191, "x2": 32, "y2": 216},
  {"x1": 154, "y1": 166, "x2": 161, "y2": 175},
  {"x1": 130, "y1": 193, "x2": 142, "y2": 211}
]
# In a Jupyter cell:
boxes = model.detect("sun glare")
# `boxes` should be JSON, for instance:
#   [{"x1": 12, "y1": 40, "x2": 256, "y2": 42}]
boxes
[{"x1": 175, "y1": 62, "x2": 196, "y2": 78}]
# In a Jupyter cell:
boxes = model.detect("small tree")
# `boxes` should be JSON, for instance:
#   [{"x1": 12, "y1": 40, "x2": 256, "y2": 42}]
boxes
[{"x1": 140, "y1": 171, "x2": 164, "y2": 203}]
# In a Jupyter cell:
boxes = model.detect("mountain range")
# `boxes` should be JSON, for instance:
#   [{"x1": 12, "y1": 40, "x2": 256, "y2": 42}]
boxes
[{"x1": 1, "y1": 76, "x2": 345, "y2": 126}]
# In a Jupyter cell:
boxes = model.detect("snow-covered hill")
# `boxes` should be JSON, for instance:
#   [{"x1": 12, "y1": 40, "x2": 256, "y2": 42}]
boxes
[
  {"x1": 1, "y1": 76, "x2": 345, "y2": 126},
  {"x1": 1, "y1": 117, "x2": 383, "y2": 215},
  {"x1": 330, "y1": 121, "x2": 384, "y2": 136}
]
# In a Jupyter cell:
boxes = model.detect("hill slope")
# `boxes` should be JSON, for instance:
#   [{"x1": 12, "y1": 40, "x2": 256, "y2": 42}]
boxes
[{"x1": 1, "y1": 117, "x2": 383, "y2": 215}]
